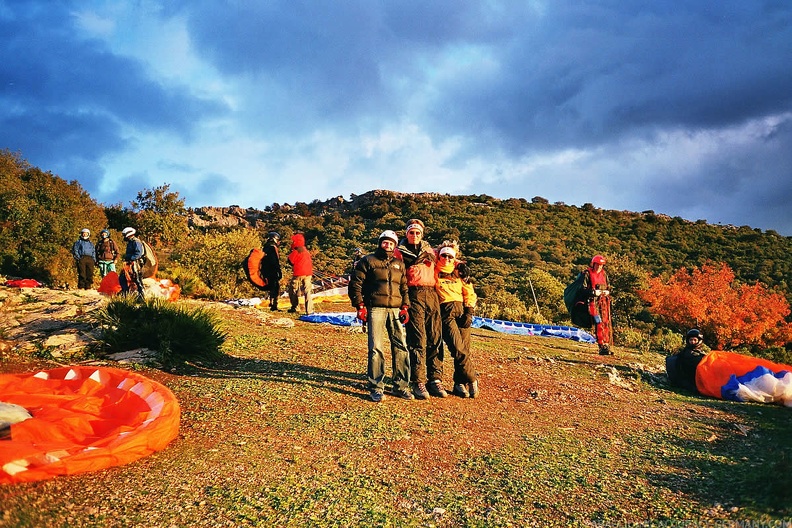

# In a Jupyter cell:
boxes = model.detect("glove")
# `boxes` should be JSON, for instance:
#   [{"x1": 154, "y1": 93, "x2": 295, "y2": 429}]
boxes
[
  {"x1": 461, "y1": 306, "x2": 474, "y2": 328},
  {"x1": 398, "y1": 306, "x2": 409, "y2": 325},
  {"x1": 593, "y1": 315, "x2": 602, "y2": 324},
  {"x1": 356, "y1": 305, "x2": 368, "y2": 324},
  {"x1": 456, "y1": 262, "x2": 470, "y2": 280}
]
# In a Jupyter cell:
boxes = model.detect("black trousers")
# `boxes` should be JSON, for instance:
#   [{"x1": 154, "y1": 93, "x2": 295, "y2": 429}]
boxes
[
  {"x1": 440, "y1": 301, "x2": 477, "y2": 384},
  {"x1": 76, "y1": 256, "x2": 95, "y2": 289},
  {"x1": 406, "y1": 286, "x2": 444, "y2": 384}
]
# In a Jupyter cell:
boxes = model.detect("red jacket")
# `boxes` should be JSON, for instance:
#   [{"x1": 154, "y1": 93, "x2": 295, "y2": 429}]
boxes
[{"x1": 288, "y1": 234, "x2": 313, "y2": 276}]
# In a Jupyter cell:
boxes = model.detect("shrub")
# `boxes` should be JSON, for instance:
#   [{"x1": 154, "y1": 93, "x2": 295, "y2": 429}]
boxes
[
  {"x1": 171, "y1": 229, "x2": 264, "y2": 299},
  {"x1": 92, "y1": 296, "x2": 227, "y2": 366},
  {"x1": 651, "y1": 328, "x2": 684, "y2": 354},
  {"x1": 477, "y1": 290, "x2": 531, "y2": 322},
  {"x1": 616, "y1": 326, "x2": 650, "y2": 354}
]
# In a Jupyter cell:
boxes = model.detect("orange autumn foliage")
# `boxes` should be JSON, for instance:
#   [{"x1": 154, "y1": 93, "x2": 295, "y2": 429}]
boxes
[{"x1": 639, "y1": 262, "x2": 792, "y2": 349}]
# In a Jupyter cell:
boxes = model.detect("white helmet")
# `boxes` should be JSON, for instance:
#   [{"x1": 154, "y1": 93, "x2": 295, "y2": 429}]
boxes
[
  {"x1": 80, "y1": 228, "x2": 90, "y2": 237},
  {"x1": 378, "y1": 230, "x2": 399, "y2": 245},
  {"x1": 122, "y1": 227, "x2": 136, "y2": 237}
]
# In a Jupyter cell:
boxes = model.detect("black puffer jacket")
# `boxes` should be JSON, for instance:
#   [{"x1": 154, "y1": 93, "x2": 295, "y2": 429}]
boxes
[{"x1": 348, "y1": 247, "x2": 409, "y2": 309}]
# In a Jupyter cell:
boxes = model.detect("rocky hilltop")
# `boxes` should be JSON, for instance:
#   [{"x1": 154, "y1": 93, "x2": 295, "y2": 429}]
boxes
[{"x1": 186, "y1": 190, "x2": 447, "y2": 229}]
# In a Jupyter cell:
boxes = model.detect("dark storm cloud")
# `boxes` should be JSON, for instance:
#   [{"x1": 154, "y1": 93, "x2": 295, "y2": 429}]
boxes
[
  {"x1": 647, "y1": 117, "x2": 792, "y2": 234},
  {"x1": 0, "y1": 2, "x2": 227, "y2": 193},
  {"x1": 426, "y1": 2, "x2": 792, "y2": 153},
  {"x1": 3, "y1": 1, "x2": 792, "y2": 234}
]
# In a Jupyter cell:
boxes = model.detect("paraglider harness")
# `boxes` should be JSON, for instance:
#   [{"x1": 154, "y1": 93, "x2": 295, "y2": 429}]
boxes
[{"x1": 564, "y1": 272, "x2": 590, "y2": 327}]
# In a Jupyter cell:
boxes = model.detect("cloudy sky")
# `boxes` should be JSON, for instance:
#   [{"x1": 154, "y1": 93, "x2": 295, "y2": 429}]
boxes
[{"x1": 2, "y1": 1, "x2": 792, "y2": 234}]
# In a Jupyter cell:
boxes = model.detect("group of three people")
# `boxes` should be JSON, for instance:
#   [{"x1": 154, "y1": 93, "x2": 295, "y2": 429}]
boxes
[
  {"x1": 348, "y1": 219, "x2": 479, "y2": 403},
  {"x1": 71, "y1": 227, "x2": 143, "y2": 299}
]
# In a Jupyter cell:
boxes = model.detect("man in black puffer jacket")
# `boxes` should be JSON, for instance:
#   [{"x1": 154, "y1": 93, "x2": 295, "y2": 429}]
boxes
[{"x1": 349, "y1": 230, "x2": 413, "y2": 403}]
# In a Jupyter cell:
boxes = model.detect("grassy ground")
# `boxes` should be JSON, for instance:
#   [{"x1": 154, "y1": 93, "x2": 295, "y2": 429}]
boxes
[{"x1": 1, "y1": 299, "x2": 791, "y2": 527}]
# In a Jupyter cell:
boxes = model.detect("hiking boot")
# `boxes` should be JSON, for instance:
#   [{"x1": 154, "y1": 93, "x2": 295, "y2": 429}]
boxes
[
  {"x1": 427, "y1": 379, "x2": 448, "y2": 398},
  {"x1": 392, "y1": 388, "x2": 415, "y2": 400},
  {"x1": 413, "y1": 383, "x2": 430, "y2": 400},
  {"x1": 370, "y1": 390, "x2": 385, "y2": 403},
  {"x1": 468, "y1": 380, "x2": 479, "y2": 399},
  {"x1": 453, "y1": 383, "x2": 469, "y2": 398},
  {"x1": 287, "y1": 307, "x2": 297, "y2": 313},
  {"x1": 599, "y1": 345, "x2": 612, "y2": 356}
]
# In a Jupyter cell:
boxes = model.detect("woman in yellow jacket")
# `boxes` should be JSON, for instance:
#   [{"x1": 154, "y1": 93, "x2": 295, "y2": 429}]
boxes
[{"x1": 435, "y1": 241, "x2": 479, "y2": 398}]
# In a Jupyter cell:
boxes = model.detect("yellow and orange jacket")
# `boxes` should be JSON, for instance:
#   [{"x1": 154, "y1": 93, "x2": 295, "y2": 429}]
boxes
[{"x1": 435, "y1": 257, "x2": 477, "y2": 307}]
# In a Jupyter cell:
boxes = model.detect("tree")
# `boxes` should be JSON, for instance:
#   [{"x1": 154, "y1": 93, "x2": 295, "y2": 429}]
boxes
[
  {"x1": 639, "y1": 262, "x2": 792, "y2": 349},
  {"x1": 130, "y1": 184, "x2": 188, "y2": 247},
  {"x1": 171, "y1": 228, "x2": 263, "y2": 299},
  {"x1": 0, "y1": 150, "x2": 107, "y2": 286}
]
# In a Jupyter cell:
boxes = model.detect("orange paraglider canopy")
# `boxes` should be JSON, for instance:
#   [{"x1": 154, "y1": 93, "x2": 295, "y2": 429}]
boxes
[{"x1": 0, "y1": 366, "x2": 180, "y2": 484}]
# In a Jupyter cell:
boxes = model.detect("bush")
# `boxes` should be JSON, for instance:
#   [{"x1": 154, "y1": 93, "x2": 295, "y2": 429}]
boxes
[
  {"x1": 651, "y1": 328, "x2": 684, "y2": 354},
  {"x1": 756, "y1": 346, "x2": 792, "y2": 366},
  {"x1": 477, "y1": 290, "x2": 532, "y2": 322},
  {"x1": 156, "y1": 265, "x2": 212, "y2": 298},
  {"x1": 171, "y1": 229, "x2": 264, "y2": 299},
  {"x1": 616, "y1": 326, "x2": 650, "y2": 354},
  {"x1": 92, "y1": 297, "x2": 227, "y2": 366}
]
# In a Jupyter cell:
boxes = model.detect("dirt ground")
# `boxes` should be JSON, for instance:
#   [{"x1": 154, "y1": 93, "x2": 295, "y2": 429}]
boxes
[{"x1": 0, "y1": 286, "x2": 788, "y2": 526}]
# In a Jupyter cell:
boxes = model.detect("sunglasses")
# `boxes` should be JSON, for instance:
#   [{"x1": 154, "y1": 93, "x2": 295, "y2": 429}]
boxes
[{"x1": 439, "y1": 255, "x2": 454, "y2": 260}]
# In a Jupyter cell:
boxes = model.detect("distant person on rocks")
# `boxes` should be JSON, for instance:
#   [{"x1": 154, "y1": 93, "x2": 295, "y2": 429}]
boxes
[
  {"x1": 398, "y1": 218, "x2": 447, "y2": 399},
  {"x1": 348, "y1": 230, "x2": 413, "y2": 402},
  {"x1": 582, "y1": 255, "x2": 613, "y2": 355},
  {"x1": 95, "y1": 229, "x2": 118, "y2": 278},
  {"x1": 666, "y1": 329, "x2": 709, "y2": 392},
  {"x1": 71, "y1": 228, "x2": 96, "y2": 289},
  {"x1": 435, "y1": 241, "x2": 479, "y2": 398},
  {"x1": 119, "y1": 227, "x2": 145, "y2": 300},
  {"x1": 351, "y1": 247, "x2": 365, "y2": 276},
  {"x1": 261, "y1": 231, "x2": 282, "y2": 311},
  {"x1": 287, "y1": 233, "x2": 314, "y2": 315}
]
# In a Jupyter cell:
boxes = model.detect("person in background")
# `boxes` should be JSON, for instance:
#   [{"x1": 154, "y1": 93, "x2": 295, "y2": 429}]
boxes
[
  {"x1": 95, "y1": 229, "x2": 118, "y2": 278},
  {"x1": 351, "y1": 247, "x2": 365, "y2": 275},
  {"x1": 582, "y1": 255, "x2": 614, "y2": 355},
  {"x1": 261, "y1": 231, "x2": 282, "y2": 311},
  {"x1": 398, "y1": 218, "x2": 447, "y2": 399},
  {"x1": 287, "y1": 233, "x2": 314, "y2": 315},
  {"x1": 666, "y1": 328, "x2": 709, "y2": 392},
  {"x1": 348, "y1": 230, "x2": 413, "y2": 402},
  {"x1": 72, "y1": 228, "x2": 96, "y2": 289},
  {"x1": 435, "y1": 241, "x2": 479, "y2": 398},
  {"x1": 119, "y1": 227, "x2": 145, "y2": 300}
]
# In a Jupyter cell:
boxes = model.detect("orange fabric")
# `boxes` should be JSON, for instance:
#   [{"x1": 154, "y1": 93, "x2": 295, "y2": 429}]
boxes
[
  {"x1": 0, "y1": 366, "x2": 180, "y2": 484},
  {"x1": 97, "y1": 271, "x2": 123, "y2": 295},
  {"x1": 695, "y1": 350, "x2": 792, "y2": 399},
  {"x1": 244, "y1": 249, "x2": 268, "y2": 289}
]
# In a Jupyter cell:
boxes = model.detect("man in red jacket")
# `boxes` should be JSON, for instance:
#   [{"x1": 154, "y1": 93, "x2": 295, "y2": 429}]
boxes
[{"x1": 287, "y1": 233, "x2": 314, "y2": 314}]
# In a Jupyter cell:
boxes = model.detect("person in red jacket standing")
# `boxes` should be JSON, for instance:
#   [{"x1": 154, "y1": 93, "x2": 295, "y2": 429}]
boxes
[
  {"x1": 583, "y1": 254, "x2": 613, "y2": 355},
  {"x1": 287, "y1": 233, "x2": 314, "y2": 314}
]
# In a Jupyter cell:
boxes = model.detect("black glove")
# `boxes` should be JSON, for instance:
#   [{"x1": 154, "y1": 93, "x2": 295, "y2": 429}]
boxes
[
  {"x1": 461, "y1": 306, "x2": 474, "y2": 328},
  {"x1": 456, "y1": 262, "x2": 470, "y2": 280}
]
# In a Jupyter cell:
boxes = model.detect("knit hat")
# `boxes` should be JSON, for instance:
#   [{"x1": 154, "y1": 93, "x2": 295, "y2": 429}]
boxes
[
  {"x1": 378, "y1": 230, "x2": 399, "y2": 245},
  {"x1": 405, "y1": 219, "x2": 425, "y2": 234}
]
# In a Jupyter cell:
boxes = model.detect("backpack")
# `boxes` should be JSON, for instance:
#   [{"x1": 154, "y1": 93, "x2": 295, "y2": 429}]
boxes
[
  {"x1": 139, "y1": 240, "x2": 158, "y2": 279},
  {"x1": 242, "y1": 249, "x2": 269, "y2": 290},
  {"x1": 563, "y1": 271, "x2": 591, "y2": 328}
]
